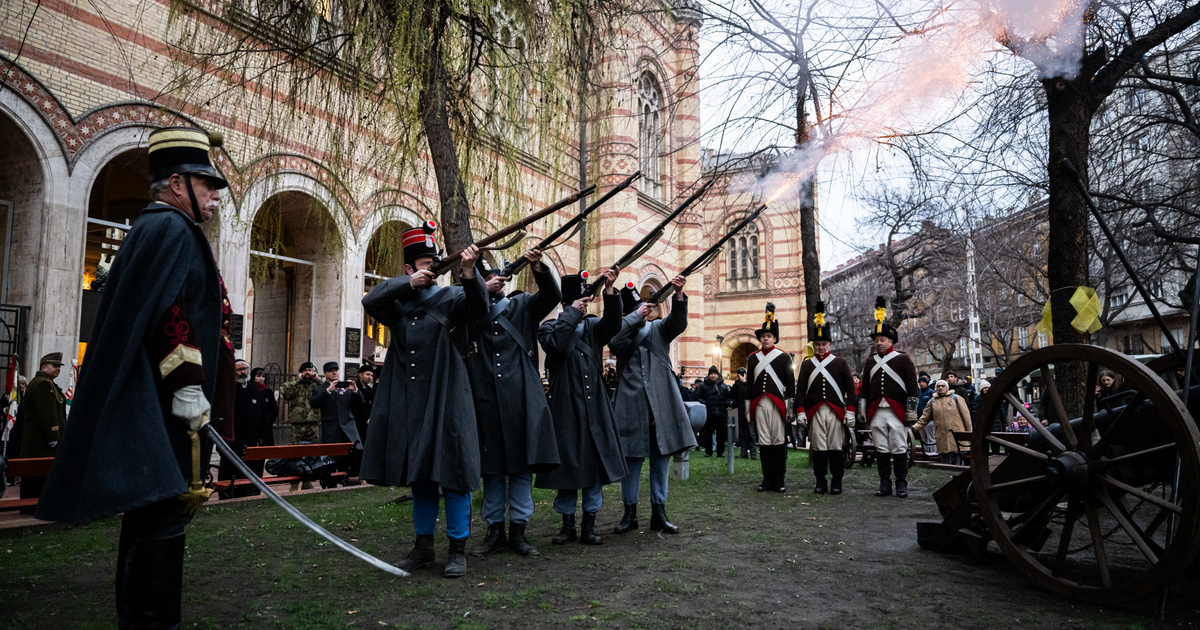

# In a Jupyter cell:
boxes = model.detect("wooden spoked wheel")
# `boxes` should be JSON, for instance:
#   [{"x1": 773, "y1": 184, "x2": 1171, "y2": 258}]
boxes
[
  {"x1": 971, "y1": 344, "x2": 1200, "y2": 603},
  {"x1": 844, "y1": 427, "x2": 857, "y2": 468}
]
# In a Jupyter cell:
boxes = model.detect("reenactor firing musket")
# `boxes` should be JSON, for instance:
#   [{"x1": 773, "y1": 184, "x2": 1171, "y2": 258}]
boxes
[
  {"x1": 583, "y1": 178, "x2": 714, "y2": 297},
  {"x1": 429, "y1": 184, "x2": 597, "y2": 276},
  {"x1": 501, "y1": 171, "x2": 642, "y2": 278},
  {"x1": 649, "y1": 203, "x2": 768, "y2": 303}
]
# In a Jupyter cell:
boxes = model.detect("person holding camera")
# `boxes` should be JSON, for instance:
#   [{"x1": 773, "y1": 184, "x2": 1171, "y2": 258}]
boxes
[{"x1": 309, "y1": 361, "x2": 365, "y2": 488}]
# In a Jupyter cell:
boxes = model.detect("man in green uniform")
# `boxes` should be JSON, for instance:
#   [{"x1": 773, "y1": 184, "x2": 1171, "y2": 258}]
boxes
[
  {"x1": 18, "y1": 352, "x2": 67, "y2": 509},
  {"x1": 280, "y1": 361, "x2": 321, "y2": 444}
]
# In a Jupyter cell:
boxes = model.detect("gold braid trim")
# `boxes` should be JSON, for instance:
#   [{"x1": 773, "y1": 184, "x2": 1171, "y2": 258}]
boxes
[{"x1": 178, "y1": 425, "x2": 213, "y2": 516}]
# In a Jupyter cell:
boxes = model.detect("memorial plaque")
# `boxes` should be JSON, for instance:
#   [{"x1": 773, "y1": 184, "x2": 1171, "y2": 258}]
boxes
[
  {"x1": 230, "y1": 314, "x2": 244, "y2": 350},
  {"x1": 345, "y1": 327, "x2": 361, "y2": 358}
]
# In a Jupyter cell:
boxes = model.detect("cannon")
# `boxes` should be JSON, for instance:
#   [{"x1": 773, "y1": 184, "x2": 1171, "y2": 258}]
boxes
[{"x1": 917, "y1": 344, "x2": 1200, "y2": 603}]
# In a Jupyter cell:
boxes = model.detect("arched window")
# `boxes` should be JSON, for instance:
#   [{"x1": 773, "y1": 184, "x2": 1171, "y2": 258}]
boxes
[
  {"x1": 638, "y1": 72, "x2": 663, "y2": 201},
  {"x1": 725, "y1": 222, "x2": 761, "y2": 293}
]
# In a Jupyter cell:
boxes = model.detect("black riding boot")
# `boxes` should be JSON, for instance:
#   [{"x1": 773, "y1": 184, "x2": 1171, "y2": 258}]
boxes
[
  {"x1": 650, "y1": 503, "x2": 679, "y2": 534},
  {"x1": 444, "y1": 537, "x2": 467, "y2": 579},
  {"x1": 116, "y1": 533, "x2": 186, "y2": 630},
  {"x1": 894, "y1": 455, "x2": 909, "y2": 498},
  {"x1": 875, "y1": 454, "x2": 893, "y2": 497},
  {"x1": 473, "y1": 523, "x2": 507, "y2": 556},
  {"x1": 508, "y1": 522, "x2": 539, "y2": 556},
  {"x1": 757, "y1": 447, "x2": 772, "y2": 492},
  {"x1": 811, "y1": 450, "x2": 829, "y2": 494},
  {"x1": 775, "y1": 445, "x2": 788, "y2": 492},
  {"x1": 552, "y1": 513, "x2": 577, "y2": 545},
  {"x1": 397, "y1": 534, "x2": 437, "y2": 571},
  {"x1": 829, "y1": 450, "x2": 845, "y2": 495},
  {"x1": 580, "y1": 512, "x2": 602, "y2": 545},
  {"x1": 613, "y1": 503, "x2": 638, "y2": 534}
]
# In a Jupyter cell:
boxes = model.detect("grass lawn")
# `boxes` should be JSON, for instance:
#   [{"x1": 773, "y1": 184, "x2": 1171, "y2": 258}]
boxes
[{"x1": 3, "y1": 450, "x2": 1198, "y2": 629}]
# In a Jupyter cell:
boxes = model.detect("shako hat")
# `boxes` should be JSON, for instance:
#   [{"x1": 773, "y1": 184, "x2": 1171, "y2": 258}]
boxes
[
  {"x1": 619, "y1": 281, "x2": 642, "y2": 315},
  {"x1": 755, "y1": 302, "x2": 779, "y2": 341},
  {"x1": 402, "y1": 221, "x2": 440, "y2": 266},
  {"x1": 148, "y1": 127, "x2": 228, "y2": 189},
  {"x1": 561, "y1": 271, "x2": 589, "y2": 304},
  {"x1": 810, "y1": 299, "x2": 831, "y2": 342},
  {"x1": 869, "y1": 296, "x2": 898, "y2": 342}
]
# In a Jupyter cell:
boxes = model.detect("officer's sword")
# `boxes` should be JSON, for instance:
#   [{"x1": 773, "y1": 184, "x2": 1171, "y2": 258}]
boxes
[{"x1": 202, "y1": 424, "x2": 409, "y2": 577}]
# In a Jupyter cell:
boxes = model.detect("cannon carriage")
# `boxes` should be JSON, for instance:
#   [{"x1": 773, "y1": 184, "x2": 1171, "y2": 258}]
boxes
[{"x1": 918, "y1": 344, "x2": 1200, "y2": 603}]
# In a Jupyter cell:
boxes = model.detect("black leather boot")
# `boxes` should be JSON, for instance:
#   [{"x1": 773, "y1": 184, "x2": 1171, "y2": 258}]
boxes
[
  {"x1": 551, "y1": 513, "x2": 577, "y2": 545},
  {"x1": 444, "y1": 537, "x2": 467, "y2": 578},
  {"x1": 613, "y1": 503, "x2": 638, "y2": 534},
  {"x1": 875, "y1": 454, "x2": 893, "y2": 497},
  {"x1": 812, "y1": 450, "x2": 828, "y2": 494},
  {"x1": 508, "y1": 523, "x2": 539, "y2": 556},
  {"x1": 757, "y1": 447, "x2": 772, "y2": 492},
  {"x1": 775, "y1": 445, "x2": 788, "y2": 493},
  {"x1": 829, "y1": 451, "x2": 845, "y2": 495},
  {"x1": 580, "y1": 512, "x2": 602, "y2": 545},
  {"x1": 116, "y1": 533, "x2": 186, "y2": 630},
  {"x1": 473, "y1": 523, "x2": 507, "y2": 556},
  {"x1": 397, "y1": 534, "x2": 436, "y2": 571},
  {"x1": 650, "y1": 503, "x2": 679, "y2": 534},
  {"x1": 894, "y1": 455, "x2": 909, "y2": 498}
]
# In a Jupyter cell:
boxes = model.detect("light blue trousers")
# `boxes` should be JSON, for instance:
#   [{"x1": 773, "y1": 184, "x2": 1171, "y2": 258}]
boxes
[{"x1": 481, "y1": 470, "x2": 534, "y2": 526}]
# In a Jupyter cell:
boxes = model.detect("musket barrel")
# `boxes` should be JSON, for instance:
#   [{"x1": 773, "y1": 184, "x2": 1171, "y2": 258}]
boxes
[
  {"x1": 651, "y1": 203, "x2": 767, "y2": 303},
  {"x1": 584, "y1": 178, "x2": 714, "y2": 297},
  {"x1": 503, "y1": 172, "x2": 641, "y2": 277},
  {"x1": 431, "y1": 185, "x2": 596, "y2": 275}
]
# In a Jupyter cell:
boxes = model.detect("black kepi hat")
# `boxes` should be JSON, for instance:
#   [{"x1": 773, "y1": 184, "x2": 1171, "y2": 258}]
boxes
[
  {"x1": 619, "y1": 281, "x2": 642, "y2": 315},
  {"x1": 323, "y1": 361, "x2": 339, "y2": 372},
  {"x1": 561, "y1": 271, "x2": 589, "y2": 304},
  {"x1": 147, "y1": 127, "x2": 228, "y2": 188}
]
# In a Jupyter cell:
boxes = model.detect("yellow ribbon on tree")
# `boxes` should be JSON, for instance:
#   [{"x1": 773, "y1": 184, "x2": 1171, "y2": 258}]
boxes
[{"x1": 1038, "y1": 286, "x2": 1103, "y2": 339}]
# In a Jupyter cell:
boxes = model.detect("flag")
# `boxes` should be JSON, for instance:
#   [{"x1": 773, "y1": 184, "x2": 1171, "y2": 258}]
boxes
[
  {"x1": 65, "y1": 360, "x2": 78, "y2": 416},
  {"x1": 2, "y1": 353, "x2": 18, "y2": 443}
]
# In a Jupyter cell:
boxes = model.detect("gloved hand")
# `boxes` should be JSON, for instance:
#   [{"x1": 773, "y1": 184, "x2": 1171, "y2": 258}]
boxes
[
  {"x1": 844, "y1": 410, "x2": 856, "y2": 429},
  {"x1": 172, "y1": 384, "x2": 211, "y2": 432},
  {"x1": 795, "y1": 412, "x2": 808, "y2": 430}
]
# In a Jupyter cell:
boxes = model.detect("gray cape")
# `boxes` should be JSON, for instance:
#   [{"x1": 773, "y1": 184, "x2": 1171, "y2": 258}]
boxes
[
  {"x1": 360, "y1": 273, "x2": 487, "y2": 493},
  {"x1": 535, "y1": 292, "x2": 627, "y2": 489},
  {"x1": 609, "y1": 296, "x2": 697, "y2": 458},
  {"x1": 468, "y1": 266, "x2": 561, "y2": 476}
]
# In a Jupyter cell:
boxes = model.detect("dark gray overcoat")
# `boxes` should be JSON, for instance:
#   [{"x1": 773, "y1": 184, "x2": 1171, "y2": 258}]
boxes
[
  {"x1": 609, "y1": 295, "x2": 697, "y2": 458},
  {"x1": 360, "y1": 273, "x2": 488, "y2": 493},
  {"x1": 468, "y1": 266, "x2": 561, "y2": 476},
  {"x1": 535, "y1": 292, "x2": 627, "y2": 489},
  {"x1": 310, "y1": 381, "x2": 364, "y2": 446}
]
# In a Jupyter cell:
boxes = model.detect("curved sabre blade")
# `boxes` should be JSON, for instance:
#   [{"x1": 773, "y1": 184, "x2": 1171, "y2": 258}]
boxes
[{"x1": 203, "y1": 424, "x2": 409, "y2": 577}]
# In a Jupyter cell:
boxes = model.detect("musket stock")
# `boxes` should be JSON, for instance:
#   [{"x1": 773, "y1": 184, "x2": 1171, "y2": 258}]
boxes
[{"x1": 431, "y1": 185, "x2": 596, "y2": 275}]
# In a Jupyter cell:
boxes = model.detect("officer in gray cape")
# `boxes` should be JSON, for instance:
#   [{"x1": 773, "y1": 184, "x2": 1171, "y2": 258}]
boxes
[
  {"x1": 608, "y1": 275, "x2": 694, "y2": 535},
  {"x1": 536, "y1": 268, "x2": 627, "y2": 545}
]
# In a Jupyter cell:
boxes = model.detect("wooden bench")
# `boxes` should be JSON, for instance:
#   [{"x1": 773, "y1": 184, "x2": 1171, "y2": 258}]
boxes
[
  {"x1": 0, "y1": 457, "x2": 54, "y2": 512},
  {"x1": 211, "y1": 442, "x2": 353, "y2": 495}
]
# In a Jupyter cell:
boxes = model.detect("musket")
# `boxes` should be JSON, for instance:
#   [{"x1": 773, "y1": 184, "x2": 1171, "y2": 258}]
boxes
[
  {"x1": 202, "y1": 424, "x2": 409, "y2": 577},
  {"x1": 583, "y1": 178, "x2": 714, "y2": 297},
  {"x1": 501, "y1": 171, "x2": 642, "y2": 278},
  {"x1": 649, "y1": 203, "x2": 768, "y2": 303},
  {"x1": 430, "y1": 185, "x2": 597, "y2": 276}
]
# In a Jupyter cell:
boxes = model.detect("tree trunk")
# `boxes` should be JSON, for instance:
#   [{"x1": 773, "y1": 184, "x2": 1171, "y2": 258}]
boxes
[
  {"x1": 418, "y1": 1, "x2": 474, "y2": 256},
  {"x1": 1043, "y1": 76, "x2": 1094, "y2": 416},
  {"x1": 799, "y1": 175, "x2": 821, "y2": 330}
]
